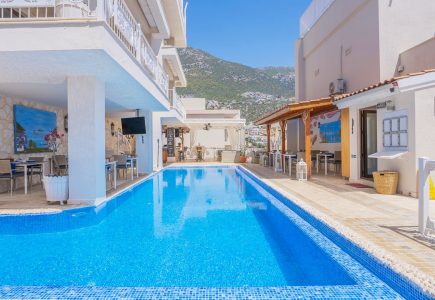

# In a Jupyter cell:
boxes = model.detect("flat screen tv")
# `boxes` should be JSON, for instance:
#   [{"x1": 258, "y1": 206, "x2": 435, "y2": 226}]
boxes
[{"x1": 121, "y1": 117, "x2": 146, "y2": 135}]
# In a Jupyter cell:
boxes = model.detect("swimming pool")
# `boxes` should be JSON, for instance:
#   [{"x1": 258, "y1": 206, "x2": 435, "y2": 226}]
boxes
[{"x1": 0, "y1": 166, "x2": 428, "y2": 299}]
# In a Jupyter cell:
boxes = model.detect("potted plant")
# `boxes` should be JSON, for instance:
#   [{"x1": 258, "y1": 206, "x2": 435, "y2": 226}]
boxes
[
  {"x1": 239, "y1": 149, "x2": 247, "y2": 163},
  {"x1": 43, "y1": 129, "x2": 68, "y2": 205}
]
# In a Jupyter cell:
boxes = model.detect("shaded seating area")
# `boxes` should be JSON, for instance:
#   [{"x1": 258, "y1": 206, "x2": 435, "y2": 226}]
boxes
[{"x1": 255, "y1": 98, "x2": 342, "y2": 179}]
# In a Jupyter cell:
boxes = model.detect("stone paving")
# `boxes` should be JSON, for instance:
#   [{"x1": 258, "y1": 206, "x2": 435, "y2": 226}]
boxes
[{"x1": 0, "y1": 175, "x2": 147, "y2": 214}]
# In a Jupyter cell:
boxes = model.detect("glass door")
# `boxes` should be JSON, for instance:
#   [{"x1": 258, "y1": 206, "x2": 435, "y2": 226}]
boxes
[{"x1": 361, "y1": 110, "x2": 377, "y2": 178}]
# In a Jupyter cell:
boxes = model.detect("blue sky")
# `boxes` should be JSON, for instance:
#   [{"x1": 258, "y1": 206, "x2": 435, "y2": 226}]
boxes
[{"x1": 186, "y1": 0, "x2": 311, "y2": 68}]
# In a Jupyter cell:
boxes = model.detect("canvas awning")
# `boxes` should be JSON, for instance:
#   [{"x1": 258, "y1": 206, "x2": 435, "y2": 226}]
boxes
[{"x1": 368, "y1": 151, "x2": 408, "y2": 159}]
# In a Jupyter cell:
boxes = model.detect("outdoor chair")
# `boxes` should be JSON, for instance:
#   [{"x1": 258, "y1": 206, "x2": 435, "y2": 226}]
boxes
[
  {"x1": 28, "y1": 157, "x2": 44, "y2": 187},
  {"x1": 113, "y1": 155, "x2": 131, "y2": 179},
  {"x1": 105, "y1": 157, "x2": 115, "y2": 190},
  {"x1": 53, "y1": 155, "x2": 68, "y2": 175},
  {"x1": 328, "y1": 151, "x2": 342, "y2": 175},
  {"x1": 0, "y1": 159, "x2": 25, "y2": 195}
]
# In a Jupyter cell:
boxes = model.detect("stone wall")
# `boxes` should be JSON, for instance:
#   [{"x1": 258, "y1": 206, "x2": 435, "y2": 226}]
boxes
[
  {"x1": 0, "y1": 96, "x2": 135, "y2": 194},
  {"x1": 0, "y1": 96, "x2": 68, "y2": 160},
  {"x1": 0, "y1": 96, "x2": 68, "y2": 193},
  {"x1": 105, "y1": 118, "x2": 135, "y2": 156}
]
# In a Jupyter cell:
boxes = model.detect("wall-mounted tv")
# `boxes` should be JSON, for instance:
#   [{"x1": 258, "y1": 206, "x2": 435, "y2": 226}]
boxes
[{"x1": 121, "y1": 117, "x2": 146, "y2": 135}]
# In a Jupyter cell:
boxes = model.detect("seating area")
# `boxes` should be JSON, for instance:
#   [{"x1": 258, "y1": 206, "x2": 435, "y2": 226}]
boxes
[
  {"x1": 256, "y1": 150, "x2": 342, "y2": 178},
  {"x1": 0, "y1": 154, "x2": 139, "y2": 197}
]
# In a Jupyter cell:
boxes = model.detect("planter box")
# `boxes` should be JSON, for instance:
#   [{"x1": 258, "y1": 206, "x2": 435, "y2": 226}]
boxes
[{"x1": 43, "y1": 175, "x2": 69, "y2": 205}]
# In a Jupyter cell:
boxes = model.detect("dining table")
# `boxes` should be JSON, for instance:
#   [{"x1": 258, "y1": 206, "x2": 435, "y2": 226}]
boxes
[
  {"x1": 15, "y1": 161, "x2": 46, "y2": 195},
  {"x1": 316, "y1": 152, "x2": 334, "y2": 175}
]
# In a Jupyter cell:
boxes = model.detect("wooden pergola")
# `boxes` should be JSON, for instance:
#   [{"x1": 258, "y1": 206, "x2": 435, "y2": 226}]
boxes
[{"x1": 255, "y1": 97, "x2": 337, "y2": 177}]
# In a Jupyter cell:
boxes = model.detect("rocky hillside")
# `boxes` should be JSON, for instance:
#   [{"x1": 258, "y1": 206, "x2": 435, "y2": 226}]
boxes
[{"x1": 178, "y1": 47, "x2": 295, "y2": 123}]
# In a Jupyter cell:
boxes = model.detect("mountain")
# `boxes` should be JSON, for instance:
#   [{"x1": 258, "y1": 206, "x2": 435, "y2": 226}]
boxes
[{"x1": 178, "y1": 47, "x2": 295, "y2": 123}]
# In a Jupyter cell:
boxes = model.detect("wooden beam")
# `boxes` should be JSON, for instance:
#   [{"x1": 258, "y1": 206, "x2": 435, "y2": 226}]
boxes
[
  {"x1": 302, "y1": 110, "x2": 312, "y2": 178},
  {"x1": 266, "y1": 124, "x2": 271, "y2": 153},
  {"x1": 280, "y1": 120, "x2": 286, "y2": 154}
]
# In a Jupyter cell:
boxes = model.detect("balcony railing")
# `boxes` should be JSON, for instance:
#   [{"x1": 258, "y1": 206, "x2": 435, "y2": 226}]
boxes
[
  {"x1": 169, "y1": 89, "x2": 186, "y2": 120},
  {"x1": 0, "y1": 0, "x2": 169, "y2": 97},
  {"x1": 300, "y1": 0, "x2": 335, "y2": 37}
]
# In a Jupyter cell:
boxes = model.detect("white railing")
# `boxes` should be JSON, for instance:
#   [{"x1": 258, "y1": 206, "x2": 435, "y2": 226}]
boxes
[
  {"x1": 300, "y1": 0, "x2": 335, "y2": 37},
  {"x1": 0, "y1": 0, "x2": 98, "y2": 19},
  {"x1": 0, "y1": 0, "x2": 170, "y2": 97},
  {"x1": 418, "y1": 157, "x2": 435, "y2": 236},
  {"x1": 170, "y1": 89, "x2": 186, "y2": 120}
]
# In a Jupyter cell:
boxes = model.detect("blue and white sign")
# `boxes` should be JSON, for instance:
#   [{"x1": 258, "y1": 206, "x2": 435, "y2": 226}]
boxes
[{"x1": 0, "y1": 0, "x2": 55, "y2": 8}]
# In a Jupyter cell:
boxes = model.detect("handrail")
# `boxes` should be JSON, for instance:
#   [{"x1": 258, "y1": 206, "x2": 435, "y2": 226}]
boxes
[
  {"x1": 0, "y1": 0, "x2": 170, "y2": 98},
  {"x1": 170, "y1": 89, "x2": 186, "y2": 120}
]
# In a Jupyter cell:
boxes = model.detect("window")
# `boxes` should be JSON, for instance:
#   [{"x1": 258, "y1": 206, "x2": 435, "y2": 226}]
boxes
[{"x1": 383, "y1": 116, "x2": 408, "y2": 148}]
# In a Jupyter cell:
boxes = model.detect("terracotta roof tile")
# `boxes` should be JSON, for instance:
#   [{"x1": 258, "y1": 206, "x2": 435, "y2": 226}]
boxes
[{"x1": 334, "y1": 69, "x2": 435, "y2": 101}]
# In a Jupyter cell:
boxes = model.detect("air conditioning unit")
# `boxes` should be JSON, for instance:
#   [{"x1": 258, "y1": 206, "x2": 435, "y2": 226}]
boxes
[{"x1": 329, "y1": 79, "x2": 346, "y2": 95}]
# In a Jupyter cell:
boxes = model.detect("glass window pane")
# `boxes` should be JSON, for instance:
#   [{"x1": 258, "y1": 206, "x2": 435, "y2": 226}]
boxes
[
  {"x1": 384, "y1": 134, "x2": 391, "y2": 147},
  {"x1": 392, "y1": 133, "x2": 399, "y2": 146},
  {"x1": 383, "y1": 119, "x2": 391, "y2": 133},
  {"x1": 391, "y1": 118, "x2": 399, "y2": 132},
  {"x1": 399, "y1": 133, "x2": 408, "y2": 147},
  {"x1": 400, "y1": 117, "x2": 408, "y2": 131}
]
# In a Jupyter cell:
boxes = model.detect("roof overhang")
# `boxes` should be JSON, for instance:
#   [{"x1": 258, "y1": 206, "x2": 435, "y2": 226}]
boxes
[
  {"x1": 335, "y1": 84, "x2": 396, "y2": 109},
  {"x1": 185, "y1": 118, "x2": 246, "y2": 128},
  {"x1": 255, "y1": 98, "x2": 335, "y2": 125},
  {"x1": 397, "y1": 71, "x2": 435, "y2": 92},
  {"x1": 334, "y1": 70, "x2": 435, "y2": 108},
  {"x1": 161, "y1": 47, "x2": 187, "y2": 87},
  {"x1": 138, "y1": 0, "x2": 170, "y2": 41}
]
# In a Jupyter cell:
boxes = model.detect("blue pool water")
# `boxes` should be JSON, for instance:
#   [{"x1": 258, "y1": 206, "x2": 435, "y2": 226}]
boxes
[{"x1": 0, "y1": 167, "x2": 425, "y2": 299}]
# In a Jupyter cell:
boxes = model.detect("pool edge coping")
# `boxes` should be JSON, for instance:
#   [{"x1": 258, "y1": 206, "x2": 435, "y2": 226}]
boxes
[
  {"x1": 237, "y1": 165, "x2": 435, "y2": 298},
  {"x1": 0, "y1": 163, "x2": 433, "y2": 299}
]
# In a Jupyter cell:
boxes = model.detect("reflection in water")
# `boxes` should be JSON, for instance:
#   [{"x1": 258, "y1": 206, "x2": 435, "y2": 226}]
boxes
[{"x1": 153, "y1": 168, "x2": 246, "y2": 237}]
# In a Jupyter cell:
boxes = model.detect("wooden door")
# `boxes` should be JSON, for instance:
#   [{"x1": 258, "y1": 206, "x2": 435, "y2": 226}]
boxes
[{"x1": 341, "y1": 108, "x2": 350, "y2": 178}]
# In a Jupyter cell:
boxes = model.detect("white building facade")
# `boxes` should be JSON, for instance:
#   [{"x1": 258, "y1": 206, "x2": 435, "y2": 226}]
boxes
[
  {"x1": 0, "y1": 0, "x2": 188, "y2": 204},
  {"x1": 293, "y1": 0, "x2": 435, "y2": 195}
]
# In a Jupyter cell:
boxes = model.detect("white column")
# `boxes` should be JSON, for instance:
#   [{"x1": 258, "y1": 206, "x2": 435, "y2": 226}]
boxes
[
  {"x1": 67, "y1": 76, "x2": 106, "y2": 206},
  {"x1": 136, "y1": 111, "x2": 163, "y2": 174}
]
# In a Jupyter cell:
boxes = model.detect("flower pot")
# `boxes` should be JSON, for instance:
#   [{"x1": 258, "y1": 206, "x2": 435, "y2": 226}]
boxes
[
  {"x1": 239, "y1": 156, "x2": 247, "y2": 163},
  {"x1": 43, "y1": 175, "x2": 69, "y2": 205}
]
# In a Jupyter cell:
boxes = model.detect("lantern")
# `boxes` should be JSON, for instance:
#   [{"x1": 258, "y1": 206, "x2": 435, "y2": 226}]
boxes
[{"x1": 296, "y1": 159, "x2": 308, "y2": 181}]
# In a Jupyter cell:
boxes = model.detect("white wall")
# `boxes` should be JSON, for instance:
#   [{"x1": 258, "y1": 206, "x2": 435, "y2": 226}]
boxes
[
  {"x1": 378, "y1": 0, "x2": 435, "y2": 80},
  {"x1": 377, "y1": 92, "x2": 416, "y2": 196},
  {"x1": 181, "y1": 98, "x2": 206, "y2": 110},
  {"x1": 296, "y1": 0, "x2": 435, "y2": 102},
  {"x1": 296, "y1": 0, "x2": 380, "y2": 100},
  {"x1": 136, "y1": 111, "x2": 163, "y2": 174}
]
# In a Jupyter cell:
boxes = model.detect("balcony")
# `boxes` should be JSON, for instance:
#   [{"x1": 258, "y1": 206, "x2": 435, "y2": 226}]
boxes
[
  {"x1": 161, "y1": 46, "x2": 187, "y2": 87},
  {"x1": 169, "y1": 88, "x2": 186, "y2": 120},
  {"x1": 300, "y1": 0, "x2": 335, "y2": 37},
  {"x1": 161, "y1": 0, "x2": 187, "y2": 47},
  {"x1": 0, "y1": 0, "x2": 169, "y2": 98}
]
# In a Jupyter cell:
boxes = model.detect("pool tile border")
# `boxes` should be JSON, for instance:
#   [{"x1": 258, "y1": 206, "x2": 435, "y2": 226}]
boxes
[
  {"x1": 237, "y1": 165, "x2": 433, "y2": 300},
  {"x1": 0, "y1": 165, "x2": 430, "y2": 299}
]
